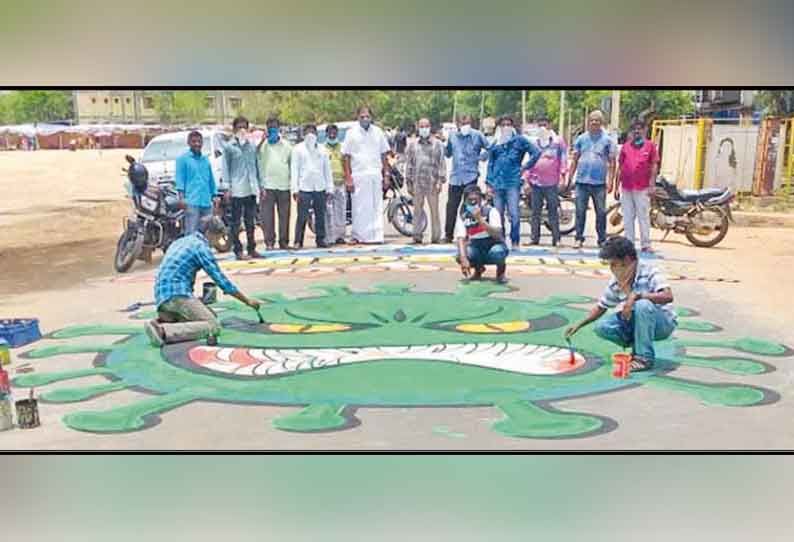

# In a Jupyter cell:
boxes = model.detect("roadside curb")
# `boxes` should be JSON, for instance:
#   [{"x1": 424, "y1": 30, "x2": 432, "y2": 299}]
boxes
[{"x1": 733, "y1": 212, "x2": 794, "y2": 229}]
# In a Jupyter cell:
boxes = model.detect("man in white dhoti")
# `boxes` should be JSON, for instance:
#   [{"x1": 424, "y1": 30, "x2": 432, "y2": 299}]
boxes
[{"x1": 341, "y1": 106, "x2": 391, "y2": 244}]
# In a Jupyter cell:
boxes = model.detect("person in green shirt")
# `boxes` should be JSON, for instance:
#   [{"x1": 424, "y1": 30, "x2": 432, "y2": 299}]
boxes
[
  {"x1": 323, "y1": 124, "x2": 347, "y2": 245},
  {"x1": 257, "y1": 116, "x2": 293, "y2": 250}
]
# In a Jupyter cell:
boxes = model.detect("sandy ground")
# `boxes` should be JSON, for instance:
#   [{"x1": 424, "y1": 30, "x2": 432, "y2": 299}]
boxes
[{"x1": 1, "y1": 149, "x2": 794, "y2": 449}]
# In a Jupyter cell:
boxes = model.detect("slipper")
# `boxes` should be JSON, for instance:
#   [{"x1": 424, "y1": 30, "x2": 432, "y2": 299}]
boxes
[{"x1": 629, "y1": 356, "x2": 653, "y2": 372}]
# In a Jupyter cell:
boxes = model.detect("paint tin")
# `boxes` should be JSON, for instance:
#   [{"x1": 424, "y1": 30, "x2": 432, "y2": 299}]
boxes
[
  {"x1": 0, "y1": 365, "x2": 9, "y2": 392},
  {"x1": 612, "y1": 353, "x2": 632, "y2": 379},
  {"x1": 0, "y1": 338, "x2": 10, "y2": 365},
  {"x1": 15, "y1": 390, "x2": 40, "y2": 429},
  {"x1": 0, "y1": 396, "x2": 13, "y2": 431},
  {"x1": 202, "y1": 282, "x2": 218, "y2": 305}
]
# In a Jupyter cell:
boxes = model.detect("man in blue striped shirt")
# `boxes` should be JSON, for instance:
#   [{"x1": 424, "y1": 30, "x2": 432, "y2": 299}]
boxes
[
  {"x1": 565, "y1": 236, "x2": 677, "y2": 371},
  {"x1": 144, "y1": 216, "x2": 261, "y2": 347}
]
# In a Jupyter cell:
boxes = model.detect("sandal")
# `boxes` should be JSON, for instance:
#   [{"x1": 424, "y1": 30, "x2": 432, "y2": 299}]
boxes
[{"x1": 629, "y1": 356, "x2": 653, "y2": 372}]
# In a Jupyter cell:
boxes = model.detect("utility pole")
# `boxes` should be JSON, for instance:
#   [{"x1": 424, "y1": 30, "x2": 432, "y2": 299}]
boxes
[
  {"x1": 479, "y1": 90, "x2": 485, "y2": 122},
  {"x1": 559, "y1": 89, "x2": 566, "y2": 137},
  {"x1": 452, "y1": 91, "x2": 458, "y2": 123},
  {"x1": 610, "y1": 90, "x2": 621, "y2": 132},
  {"x1": 521, "y1": 90, "x2": 527, "y2": 128}
]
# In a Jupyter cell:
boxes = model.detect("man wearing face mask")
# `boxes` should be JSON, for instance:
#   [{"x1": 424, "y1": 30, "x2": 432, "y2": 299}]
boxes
[
  {"x1": 616, "y1": 119, "x2": 660, "y2": 254},
  {"x1": 341, "y1": 106, "x2": 391, "y2": 244},
  {"x1": 444, "y1": 115, "x2": 490, "y2": 244},
  {"x1": 486, "y1": 116, "x2": 541, "y2": 249},
  {"x1": 258, "y1": 117, "x2": 292, "y2": 250},
  {"x1": 455, "y1": 184, "x2": 509, "y2": 284},
  {"x1": 522, "y1": 115, "x2": 567, "y2": 246},
  {"x1": 565, "y1": 236, "x2": 676, "y2": 372},
  {"x1": 322, "y1": 124, "x2": 348, "y2": 245},
  {"x1": 221, "y1": 116, "x2": 263, "y2": 260},
  {"x1": 405, "y1": 118, "x2": 447, "y2": 244},
  {"x1": 291, "y1": 124, "x2": 333, "y2": 249}
]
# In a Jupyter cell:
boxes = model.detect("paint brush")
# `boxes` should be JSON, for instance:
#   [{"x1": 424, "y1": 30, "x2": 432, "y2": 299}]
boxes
[
  {"x1": 255, "y1": 306, "x2": 264, "y2": 324},
  {"x1": 565, "y1": 337, "x2": 576, "y2": 366}
]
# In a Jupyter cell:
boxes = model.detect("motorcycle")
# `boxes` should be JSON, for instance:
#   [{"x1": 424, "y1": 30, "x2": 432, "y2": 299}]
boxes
[
  {"x1": 114, "y1": 155, "x2": 185, "y2": 272},
  {"x1": 605, "y1": 176, "x2": 735, "y2": 248},
  {"x1": 484, "y1": 184, "x2": 577, "y2": 236}
]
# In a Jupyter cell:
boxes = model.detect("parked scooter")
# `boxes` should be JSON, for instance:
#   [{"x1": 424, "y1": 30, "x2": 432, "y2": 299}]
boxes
[
  {"x1": 114, "y1": 156, "x2": 184, "y2": 272},
  {"x1": 605, "y1": 176, "x2": 735, "y2": 248}
]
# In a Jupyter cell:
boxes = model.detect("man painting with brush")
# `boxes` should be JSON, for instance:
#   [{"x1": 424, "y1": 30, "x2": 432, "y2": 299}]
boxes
[
  {"x1": 565, "y1": 236, "x2": 677, "y2": 371},
  {"x1": 144, "y1": 216, "x2": 262, "y2": 347}
]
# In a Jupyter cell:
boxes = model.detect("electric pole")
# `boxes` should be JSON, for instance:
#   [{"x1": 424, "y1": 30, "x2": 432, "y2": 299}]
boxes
[
  {"x1": 610, "y1": 90, "x2": 621, "y2": 132},
  {"x1": 559, "y1": 90, "x2": 566, "y2": 138}
]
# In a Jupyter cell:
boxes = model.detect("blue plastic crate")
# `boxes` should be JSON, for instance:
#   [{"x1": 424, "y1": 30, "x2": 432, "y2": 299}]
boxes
[{"x1": 0, "y1": 319, "x2": 42, "y2": 348}]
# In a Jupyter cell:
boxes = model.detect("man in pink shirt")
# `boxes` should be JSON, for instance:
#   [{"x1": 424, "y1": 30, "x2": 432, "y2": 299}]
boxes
[
  {"x1": 523, "y1": 116, "x2": 567, "y2": 246},
  {"x1": 616, "y1": 119, "x2": 660, "y2": 253}
]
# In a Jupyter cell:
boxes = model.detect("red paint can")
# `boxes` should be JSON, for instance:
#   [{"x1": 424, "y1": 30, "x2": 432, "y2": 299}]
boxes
[
  {"x1": 0, "y1": 366, "x2": 10, "y2": 393},
  {"x1": 612, "y1": 353, "x2": 632, "y2": 379}
]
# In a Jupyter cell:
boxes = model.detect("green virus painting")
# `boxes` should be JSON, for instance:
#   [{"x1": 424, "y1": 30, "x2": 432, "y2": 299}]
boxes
[{"x1": 13, "y1": 283, "x2": 792, "y2": 439}]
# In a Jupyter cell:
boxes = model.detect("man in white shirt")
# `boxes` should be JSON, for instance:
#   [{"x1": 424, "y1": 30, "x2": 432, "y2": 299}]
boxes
[
  {"x1": 341, "y1": 106, "x2": 391, "y2": 244},
  {"x1": 455, "y1": 184, "x2": 509, "y2": 284},
  {"x1": 291, "y1": 124, "x2": 333, "y2": 249}
]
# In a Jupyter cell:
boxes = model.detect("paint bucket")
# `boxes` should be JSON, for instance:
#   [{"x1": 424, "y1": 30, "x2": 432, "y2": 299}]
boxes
[
  {"x1": 0, "y1": 338, "x2": 10, "y2": 365},
  {"x1": 612, "y1": 352, "x2": 632, "y2": 379},
  {"x1": 201, "y1": 282, "x2": 218, "y2": 305},
  {"x1": 0, "y1": 396, "x2": 13, "y2": 431},
  {"x1": 15, "y1": 389, "x2": 40, "y2": 429},
  {"x1": 0, "y1": 365, "x2": 9, "y2": 393}
]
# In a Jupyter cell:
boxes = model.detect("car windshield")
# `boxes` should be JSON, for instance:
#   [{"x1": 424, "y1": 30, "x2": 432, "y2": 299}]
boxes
[{"x1": 141, "y1": 137, "x2": 210, "y2": 162}]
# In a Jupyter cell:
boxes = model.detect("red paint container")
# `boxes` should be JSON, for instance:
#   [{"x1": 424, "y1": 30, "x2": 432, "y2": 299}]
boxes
[
  {"x1": 0, "y1": 365, "x2": 10, "y2": 393},
  {"x1": 612, "y1": 353, "x2": 632, "y2": 379}
]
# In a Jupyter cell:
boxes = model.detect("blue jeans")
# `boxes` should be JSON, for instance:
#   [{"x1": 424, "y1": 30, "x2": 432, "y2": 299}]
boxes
[
  {"x1": 184, "y1": 205, "x2": 212, "y2": 235},
  {"x1": 575, "y1": 183, "x2": 607, "y2": 244},
  {"x1": 462, "y1": 238, "x2": 509, "y2": 269},
  {"x1": 492, "y1": 185, "x2": 521, "y2": 246},
  {"x1": 594, "y1": 300, "x2": 678, "y2": 362}
]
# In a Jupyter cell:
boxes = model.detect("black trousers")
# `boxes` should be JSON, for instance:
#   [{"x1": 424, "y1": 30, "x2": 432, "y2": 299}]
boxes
[
  {"x1": 230, "y1": 195, "x2": 257, "y2": 255},
  {"x1": 445, "y1": 179, "x2": 478, "y2": 240},
  {"x1": 295, "y1": 190, "x2": 327, "y2": 247}
]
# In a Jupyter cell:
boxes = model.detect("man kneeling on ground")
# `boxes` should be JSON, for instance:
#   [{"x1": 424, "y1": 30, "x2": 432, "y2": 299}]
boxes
[
  {"x1": 455, "y1": 184, "x2": 509, "y2": 284},
  {"x1": 565, "y1": 236, "x2": 677, "y2": 371},
  {"x1": 144, "y1": 216, "x2": 262, "y2": 346}
]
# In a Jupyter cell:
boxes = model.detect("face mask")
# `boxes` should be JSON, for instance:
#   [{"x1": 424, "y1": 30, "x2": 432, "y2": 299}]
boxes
[
  {"x1": 359, "y1": 119, "x2": 371, "y2": 130},
  {"x1": 267, "y1": 127, "x2": 279, "y2": 143},
  {"x1": 539, "y1": 127, "x2": 550, "y2": 141},
  {"x1": 459, "y1": 124, "x2": 472, "y2": 136},
  {"x1": 326, "y1": 137, "x2": 338, "y2": 146},
  {"x1": 304, "y1": 133, "x2": 317, "y2": 147},
  {"x1": 418, "y1": 127, "x2": 431, "y2": 138},
  {"x1": 633, "y1": 136, "x2": 644, "y2": 146},
  {"x1": 236, "y1": 128, "x2": 248, "y2": 142},
  {"x1": 464, "y1": 203, "x2": 478, "y2": 215},
  {"x1": 499, "y1": 126, "x2": 514, "y2": 143}
]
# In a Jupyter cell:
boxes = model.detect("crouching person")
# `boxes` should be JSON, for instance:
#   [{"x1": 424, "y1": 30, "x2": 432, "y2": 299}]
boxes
[
  {"x1": 144, "y1": 216, "x2": 262, "y2": 346},
  {"x1": 455, "y1": 184, "x2": 509, "y2": 284},
  {"x1": 565, "y1": 236, "x2": 677, "y2": 371}
]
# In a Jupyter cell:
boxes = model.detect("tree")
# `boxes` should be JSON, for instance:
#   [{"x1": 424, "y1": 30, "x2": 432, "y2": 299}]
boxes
[
  {"x1": 173, "y1": 91, "x2": 211, "y2": 124},
  {"x1": 756, "y1": 90, "x2": 794, "y2": 116},
  {"x1": 0, "y1": 91, "x2": 74, "y2": 123}
]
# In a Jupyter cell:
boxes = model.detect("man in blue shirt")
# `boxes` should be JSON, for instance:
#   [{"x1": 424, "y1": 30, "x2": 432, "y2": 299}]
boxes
[
  {"x1": 485, "y1": 116, "x2": 541, "y2": 248},
  {"x1": 567, "y1": 110, "x2": 617, "y2": 248},
  {"x1": 443, "y1": 115, "x2": 490, "y2": 243},
  {"x1": 144, "y1": 216, "x2": 261, "y2": 347},
  {"x1": 175, "y1": 131, "x2": 219, "y2": 235}
]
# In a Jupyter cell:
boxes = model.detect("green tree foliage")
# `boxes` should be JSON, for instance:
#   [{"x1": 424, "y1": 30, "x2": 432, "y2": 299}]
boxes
[
  {"x1": 0, "y1": 91, "x2": 74, "y2": 124},
  {"x1": 756, "y1": 90, "x2": 794, "y2": 116}
]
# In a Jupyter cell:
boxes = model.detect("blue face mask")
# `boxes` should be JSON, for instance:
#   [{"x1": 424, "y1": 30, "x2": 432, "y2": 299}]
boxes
[
  {"x1": 267, "y1": 127, "x2": 280, "y2": 144},
  {"x1": 464, "y1": 203, "x2": 478, "y2": 215},
  {"x1": 326, "y1": 137, "x2": 338, "y2": 146},
  {"x1": 633, "y1": 136, "x2": 644, "y2": 146}
]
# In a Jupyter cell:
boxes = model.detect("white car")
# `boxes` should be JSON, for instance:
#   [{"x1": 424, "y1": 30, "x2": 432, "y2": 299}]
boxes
[{"x1": 139, "y1": 129, "x2": 229, "y2": 189}]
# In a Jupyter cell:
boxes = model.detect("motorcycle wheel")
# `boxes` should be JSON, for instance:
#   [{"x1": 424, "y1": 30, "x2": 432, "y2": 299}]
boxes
[
  {"x1": 552, "y1": 197, "x2": 578, "y2": 236},
  {"x1": 605, "y1": 202, "x2": 626, "y2": 237},
  {"x1": 685, "y1": 206, "x2": 729, "y2": 248},
  {"x1": 114, "y1": 224, "x2": 144, "y2": 273},
  {"x1": 390, "y1": 200, "x2": 426, "y2": 238}
]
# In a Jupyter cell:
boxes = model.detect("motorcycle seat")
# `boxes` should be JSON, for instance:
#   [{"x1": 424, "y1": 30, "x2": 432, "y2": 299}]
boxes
[{"x1": 679, "y1": 187, "x2": 727, "y2": 201}]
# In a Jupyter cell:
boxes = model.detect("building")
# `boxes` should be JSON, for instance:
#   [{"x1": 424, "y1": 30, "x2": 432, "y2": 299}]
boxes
[
  {"x1": 694, "y1": 90, "x2": 758, "y2": 122},
  {"x1": 73, "y1": 90, "x2": 244, "y2": 125}
]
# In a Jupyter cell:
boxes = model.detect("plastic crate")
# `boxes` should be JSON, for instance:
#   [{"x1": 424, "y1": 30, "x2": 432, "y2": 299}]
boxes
[{"x1": 0, "y1": 319, "x2": 42, "y2": 348}]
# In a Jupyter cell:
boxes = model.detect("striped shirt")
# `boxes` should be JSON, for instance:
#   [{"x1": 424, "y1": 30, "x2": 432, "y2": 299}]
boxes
[
  {"x1": 154, "y1": 233, "x2": 239, "y2": 308},
  {"x1": 598, "y1": 261, "x2": 675, "y2": 317}
]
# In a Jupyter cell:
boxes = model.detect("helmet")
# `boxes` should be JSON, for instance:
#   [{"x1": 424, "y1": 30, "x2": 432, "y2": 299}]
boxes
[
  {"x1": 127, "y1": 163, "x2": 149, "y2": 191},
  {"x1": 199, "y1": 215, "x2": 226, "y2": 236}
]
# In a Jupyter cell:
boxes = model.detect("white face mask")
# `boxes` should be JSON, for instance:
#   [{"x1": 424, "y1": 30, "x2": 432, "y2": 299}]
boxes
[
  {"x1": 499, "y1": 126, "x2": 514, "y2": 142},
  {"x1": 459, "y1": 124, "x2": 472, "y2": 136},
  {"x1": 236, "y1": 128, "x2": 248, "y2": 142},
  {"x1": 418, "y1": 127, "x2": 431, "y2": 138},
  {"x1": 539, "y1": 127, "x2": 550, "y2": 141},
  {"x1": 304, "y1": 133, "x2": 317, "y2": 147}
]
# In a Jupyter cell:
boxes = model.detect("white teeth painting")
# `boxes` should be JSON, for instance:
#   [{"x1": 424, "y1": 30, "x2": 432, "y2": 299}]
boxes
[{"x1": 188, "y1": 343, "x2": 587, "y2": 378}]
